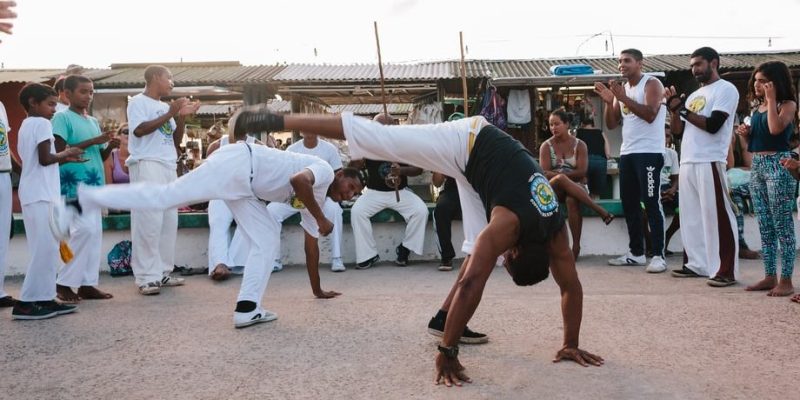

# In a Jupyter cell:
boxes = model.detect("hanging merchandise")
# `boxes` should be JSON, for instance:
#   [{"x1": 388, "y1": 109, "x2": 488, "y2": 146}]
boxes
[
  {"x1": 479, "y1": 84, "x2": 507, "y2": 130},
  {"x1": 408, "y1": 102, "x2": 443, "y2": 125},
  {"x1": 507, "y1": 89, "x2": 531, "y2": 124}
]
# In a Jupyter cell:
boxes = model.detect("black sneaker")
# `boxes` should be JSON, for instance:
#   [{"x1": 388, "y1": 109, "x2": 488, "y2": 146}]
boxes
[
  {"x1": 11, "y1": 301, "x2": 58, "y2": 320},
  {"x1": 37, "y1": 300, "x2": 78, "y2": 316},
  {"x1": 670, "y1": 266, "x2": 705, "y2": 278},
  {"x1": 356, "y1": 255, "x2": 380, "y2": 270},
  {"x1": 236, "y1": 106, "x2": 284, "y2": 134},
  {"x1": 0, "y1": 295, "x2": 17, "y2": 308},
  {"x1": 395, "y1": 244, "x2": 410, "y2": 266},
  {"x1": 427, "y1": 316, "x2": 489, "y2": 345},
  {"x1": 438, "y1": 258, "x2": 453, "y2": 272}
]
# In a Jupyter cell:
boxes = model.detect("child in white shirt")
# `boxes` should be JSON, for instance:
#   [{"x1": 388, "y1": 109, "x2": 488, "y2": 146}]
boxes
[{"x1": 12, "y1": 83, "x2": 84, "y2": 320}]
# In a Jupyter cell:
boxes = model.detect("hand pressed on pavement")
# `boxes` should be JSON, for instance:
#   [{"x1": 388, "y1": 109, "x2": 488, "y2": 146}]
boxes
[
  {"x1": 434, "y1": 354, "x2": 471, "y2": 387},
  {"x1": 553, "y1": 347, "x2": 604, "y2": 367}
]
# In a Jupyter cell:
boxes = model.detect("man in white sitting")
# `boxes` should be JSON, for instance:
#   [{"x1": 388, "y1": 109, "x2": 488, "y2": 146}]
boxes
[{"x1": 268, "y1": 132, "x2": 346, "y2": 272}]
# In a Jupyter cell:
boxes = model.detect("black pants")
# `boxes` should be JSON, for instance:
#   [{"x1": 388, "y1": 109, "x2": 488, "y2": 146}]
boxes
[
  {"x1": 433, "y1": 188, "x2": 462, "y2": 261},
  {"x1": 619, "y1": 153, "x2": 665, "y2": 258}
]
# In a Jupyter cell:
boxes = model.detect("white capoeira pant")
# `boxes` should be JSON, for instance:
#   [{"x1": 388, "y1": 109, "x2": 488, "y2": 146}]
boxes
[
  {"x1": 128, "y1": 160, "x2": 178, "y2": 286},
  {"x1": 0, "y1": 173, "x2": 11, "y2": 298},
  {"x1": 341, "y1": 112, "x2": 488, "y2": 255},
  {"x1": 267, "y1": 197, "x2": 343, "y2": 261},
  {"x1": 56, "y1": 208, "x2": 103, "y2": 288},
  {"x1": 79, "y1": 144, "x2": 288, "y2": 307},
  {"x1": 350, "y1": 188, "x2": 428, "y2": 263},
  {"x1": 679, "y1": 162, "x2": 739, "y2": 278},
  {"x1": 207, "y1": 199, "x2": 249, "y2": 273},
  {"x1": 19, "y1": 201, "x2": 60, "y2": 302}
]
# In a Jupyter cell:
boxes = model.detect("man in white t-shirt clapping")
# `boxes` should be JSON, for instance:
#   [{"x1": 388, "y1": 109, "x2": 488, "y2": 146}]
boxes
[
  {"x1": 665, "y1": 47, "x2": 739, "y2": 287},
  {"x1": 126, "y1": 65, "x2": 199, "y2": 295},
  {"x1": 268, "y1": 132, "x2": 347, "y2": 272}
]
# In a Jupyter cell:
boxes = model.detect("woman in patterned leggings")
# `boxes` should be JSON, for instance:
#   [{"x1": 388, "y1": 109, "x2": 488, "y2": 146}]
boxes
[{"x1": 737, "y1": 61, "x2": 798, "y2": 297}]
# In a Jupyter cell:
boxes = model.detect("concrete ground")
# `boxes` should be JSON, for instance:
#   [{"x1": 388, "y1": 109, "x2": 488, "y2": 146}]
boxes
[{"x1": 1, "y1": 256, "x2": 798, "y2": 400}]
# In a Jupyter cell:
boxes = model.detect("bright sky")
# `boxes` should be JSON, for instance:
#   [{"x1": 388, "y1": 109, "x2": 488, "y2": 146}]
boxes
[{"x1": 1, "y1": 0, "x2": 798, "y2": 69}]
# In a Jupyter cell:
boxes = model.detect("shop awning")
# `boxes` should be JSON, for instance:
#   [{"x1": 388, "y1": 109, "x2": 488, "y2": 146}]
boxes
[{"x1": 492, "y1": 72, "x2": 665, "y2": 87}]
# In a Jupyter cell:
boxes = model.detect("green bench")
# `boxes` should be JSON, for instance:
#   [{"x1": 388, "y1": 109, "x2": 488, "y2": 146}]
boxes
[{"x1": 10, "y1": 200, "x2": 626, "y2": 235}]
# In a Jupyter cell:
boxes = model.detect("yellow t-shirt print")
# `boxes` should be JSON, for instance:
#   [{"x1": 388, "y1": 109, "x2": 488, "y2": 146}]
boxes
[
  {"x1": 621, "y1": 104, "x2": 631, "y2": 115},
  {"x1": 687, "y1": 96, "x2": 706, "y2": 113}
]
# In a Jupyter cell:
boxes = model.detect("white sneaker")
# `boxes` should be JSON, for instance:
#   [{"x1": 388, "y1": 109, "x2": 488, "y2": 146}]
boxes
[
  {"x1": 234, "y1": 308, "x2": 278, "y2": 328},
  {"x1": 272, "y1": 259, "x2": 283, "y2": 272},
  {"x1": 646, "y1": 256, "x2": 667, "y2": 273},
  {"x1": 608, "y1": 252, "x2": 646, "y2": 266},
  {"x1": 48, "y1": 198, "x2": 77, "y2": 241},
  {"x1": 138, "y1": 282, "x2": 161, "y2": 295},
  {"x1": 160, "y1": 275, "x2": 185, "y2": 287},
  {"x1": 331, "y1": 258, "x2": 346, "y2": 272}
]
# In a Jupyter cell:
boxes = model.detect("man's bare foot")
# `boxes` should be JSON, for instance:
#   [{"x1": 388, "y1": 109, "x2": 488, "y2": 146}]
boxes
[
  {"x1": 767, "y1": 278, "x2": 794, "y2": 297},
  {"x1": 790, "y1": 293, "x2": 800, "y2": 303},
  {"x1": 77, "y1": 286, "x2": 113, "y2": 300},
  {"x1": 211, "y1": 264, "x2": 231, "y2": 281},
  {"x1": 56, "y1": 284, "x2": 81, "y2": 304},
  {"x1": 745, "y1": 276, "x2": 777, "y2": 291}
]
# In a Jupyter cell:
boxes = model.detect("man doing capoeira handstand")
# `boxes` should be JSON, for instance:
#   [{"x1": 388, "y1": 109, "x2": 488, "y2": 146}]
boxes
[
  {"x1": 50, "y1": 113, "x2": 365, "y2": 328},
  {"x1": 232, "y1": 106, "x2": 604, "y2": 386}
]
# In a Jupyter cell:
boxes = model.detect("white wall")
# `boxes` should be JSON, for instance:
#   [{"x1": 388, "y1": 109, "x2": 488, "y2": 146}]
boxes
[{"x1": 3, "y1": 215, "x2": 774, "y2": 277}]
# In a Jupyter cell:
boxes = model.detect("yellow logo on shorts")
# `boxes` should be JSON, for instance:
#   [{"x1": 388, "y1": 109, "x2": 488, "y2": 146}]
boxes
[
  {"x1": 687, "y1": 96, "x2": 706, "y2": 113},
  {"x1": 290, "y1": 196, "x2": 305, "y2": 209}
]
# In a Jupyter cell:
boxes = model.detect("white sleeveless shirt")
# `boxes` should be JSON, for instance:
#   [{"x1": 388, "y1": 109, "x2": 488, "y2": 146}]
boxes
[{"x1": 619, "y1": 75, "x2": 666, "y2": 155}]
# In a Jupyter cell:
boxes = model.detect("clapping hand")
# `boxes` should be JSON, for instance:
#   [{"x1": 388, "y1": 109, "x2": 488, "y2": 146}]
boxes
[
  {"x1": 664, "y1": 86, "x2": 685, "y2": 113},
  {"x1": 0, "y1": 1, "x2": 16, "y2": 39},
  {"x1": 608, "y1": 79, "x2": 626, "y2": 99},
  {"x1": 593, "y1": 82, "x2": 615, "y2": 104},
  {"x1": 178, "y1": 100, "x2": 201, "y2": 116}
]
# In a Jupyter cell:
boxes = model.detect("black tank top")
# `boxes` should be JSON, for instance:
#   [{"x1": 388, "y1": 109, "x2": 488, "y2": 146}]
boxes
[
  {"x1": 576, "y1": 128, "x2": 606, "y2": 158},
  {"x1": 365, "y1": 159, "x2": 408, "y2": 192},
  {"x1": 465, "y1": 125, "x2": 564, "y2": 244}
]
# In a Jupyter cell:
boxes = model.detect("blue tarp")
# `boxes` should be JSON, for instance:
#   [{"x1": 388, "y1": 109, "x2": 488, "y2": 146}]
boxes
[{"x1": 549, "y1": 64, "x2": 594, "y2": 76}]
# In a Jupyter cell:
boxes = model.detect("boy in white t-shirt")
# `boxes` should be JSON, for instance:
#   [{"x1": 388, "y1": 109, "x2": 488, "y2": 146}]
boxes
[
  {"x1": 125, "y1": 65, "x2": 199, "y2": 295},
  {"x1": 665, "y1": 47, "x2": 739, "y2": 287},
  {"x1": 12, "y1": 83, "x2": 84, "y2": 320},
  {"x1": 0, "y1": 100, "x2": 22, "y2": 308}
]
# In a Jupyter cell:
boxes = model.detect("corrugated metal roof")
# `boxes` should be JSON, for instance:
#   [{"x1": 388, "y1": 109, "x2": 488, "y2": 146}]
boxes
[
  {"x1": 93, "y1": 64, "x2": 286, "y2": 88},
  {"x1": 272, "y1": 62, "x2": 456, "y2": 82},
  {"x1": 328, "y1": 103, "x2": 413, "y2": 115},
  {"x1": 8, "y1": 50, "x2": 798, "y2": 89},
  {"x1": 0, "y1": 69, "x2": 63, "y2": 84},
  {"x1": 196, "y1": 104, "x2": 239, "y2": 116}
]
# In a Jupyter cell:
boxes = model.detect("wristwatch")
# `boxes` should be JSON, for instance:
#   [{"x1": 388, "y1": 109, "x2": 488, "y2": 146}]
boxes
[
  {"x1": 678, "y1": 107, "x2": 690, "y2": 119},
  {"x1": 437, "y1": 344, "x2": 459, "y2": 359}
]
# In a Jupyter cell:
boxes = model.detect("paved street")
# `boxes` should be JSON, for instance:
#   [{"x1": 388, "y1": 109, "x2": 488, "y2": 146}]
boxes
[{"x1": 1, "y1": 256, "x2": 798, "y2": 400}]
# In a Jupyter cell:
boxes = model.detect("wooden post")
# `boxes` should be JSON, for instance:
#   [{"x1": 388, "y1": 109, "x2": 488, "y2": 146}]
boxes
[
  {"x1": 374, "y1": 21, "x2": 389, "y2": 117},
  {"x1": 459, "y1": 31, "x2": 469, "y2": 117},
  {"x1": 374, "y1": 21, "x2": 399, "y2": 202}
]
